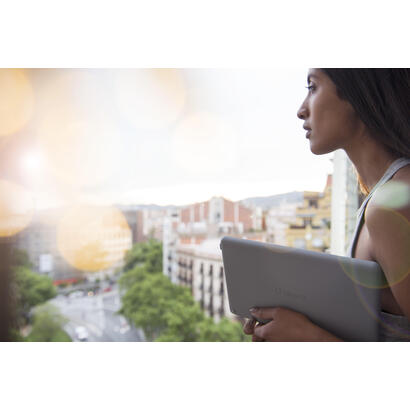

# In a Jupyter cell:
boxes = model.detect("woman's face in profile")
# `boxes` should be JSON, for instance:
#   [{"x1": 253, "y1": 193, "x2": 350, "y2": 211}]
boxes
[{"x1": 297, "y1": 68, "x2": 361, "y2": 155}]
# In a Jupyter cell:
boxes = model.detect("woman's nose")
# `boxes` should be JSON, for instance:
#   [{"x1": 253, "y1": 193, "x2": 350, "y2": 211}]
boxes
[{"x1": 297, "y1": 103, "x2": 308, "y2": 120}]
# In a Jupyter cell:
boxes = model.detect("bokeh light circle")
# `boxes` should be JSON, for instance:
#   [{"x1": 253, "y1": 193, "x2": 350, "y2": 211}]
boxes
[
  {"x1": 339, "y1": 181, "x2": 410, "y2": 289},
  {"x1": 371, "y1": 180, "x2": 410, "y2": 210},
  {"x1": 337, "y1": 256, "x2": 389, "y2": 289},
  {"x1": 38, "y1": 115, "x2": 120, "y2": 188},
  {"x1": 0, "y1": 69, "x2": 34, "y2": 138},
  {"x1": 35, "y1": 70, "x2": 123, "y2": 189},
  {"x1": 115, "y1": 69, "x2": 187, "y2": 130},
  {"x1": 353, "y1": 282, "x2": 410, "y2": 341},
  {"x1": 57, "y1": 205, "x2": 132, "y2": 272},
  {"x1": 0, "y1": 180, "x2": 34, "y2": 237}
]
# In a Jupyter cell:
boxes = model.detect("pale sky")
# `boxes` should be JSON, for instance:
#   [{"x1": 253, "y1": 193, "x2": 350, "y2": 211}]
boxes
[{"x1": 6, "y1": 68, "x2": 333, "y2": 208}]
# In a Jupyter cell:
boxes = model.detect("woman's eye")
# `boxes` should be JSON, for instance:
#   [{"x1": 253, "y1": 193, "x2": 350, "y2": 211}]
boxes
[{"x1": 305, "y1": 85, "x2": 315, "y2": 93}]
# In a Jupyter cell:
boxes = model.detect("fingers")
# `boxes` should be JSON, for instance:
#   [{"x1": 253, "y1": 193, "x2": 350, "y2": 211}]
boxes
[
  {"x1": 253, "y1": 322, "x2": 269, "y2": 340},
  {"x1": 252, "y1": 333, "x2": 265, "y2": 342},
  {"x1": 244, "y1": 319, "x2": 265, "y2": 341},
  {"x1": 250, "y1": 306, "x2": 279, "y2": 321},
  {"x1": 252, "y1": 322, "x2": 266, "y2": 341},
  {"x1": 243, "y1": 318, "x2": 257, "y2": 335}
]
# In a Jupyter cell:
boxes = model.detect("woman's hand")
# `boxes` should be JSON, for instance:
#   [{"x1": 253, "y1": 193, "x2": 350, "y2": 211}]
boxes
[{"x1": 243, "y1": 307, "x2": 342, "y2": 342}]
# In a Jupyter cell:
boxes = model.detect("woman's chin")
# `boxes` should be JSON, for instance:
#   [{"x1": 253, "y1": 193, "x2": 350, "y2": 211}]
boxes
[{"x1": 309, "y1": 141, "x2": 334, "y2": 155}]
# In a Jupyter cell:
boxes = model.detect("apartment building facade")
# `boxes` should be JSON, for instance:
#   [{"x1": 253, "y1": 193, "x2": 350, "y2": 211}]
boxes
[{"x1": 285, "y1": 175, "x2": 332, "y2": 252}]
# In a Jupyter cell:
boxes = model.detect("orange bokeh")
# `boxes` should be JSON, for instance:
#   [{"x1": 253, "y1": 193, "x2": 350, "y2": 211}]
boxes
[
  {"x1": 0, "y1": 69, "x2": 34, "y2": 138},
  {"x1": 115, "y1": 68, "x2": 186, "y2": 130},
  {"x1": 0, "y1": 180, "x2": 34, "y2": 237},
  {"x1": 57, "y1": 205, "x2": 132, "y2": 272}
]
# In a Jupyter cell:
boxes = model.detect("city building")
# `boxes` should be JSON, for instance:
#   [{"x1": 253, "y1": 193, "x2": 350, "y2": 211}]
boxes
[
  {"x1": 265, "y1": 199, "x2": 304, "y2": 245},
  {"x1": 15, "y1": 209, "x2": 82, "y2": 283},
  {"x1": 285, "y1": 175, "x2": 332, "y2": 252},
  {"x1": 118, "y1": 206, "x2": 145, "y2": 244},
  {"x1": 163, "y1": 196, "x2": 253, "y2": 289},
  {"x1": 15, "y1": 206, "x2": 133, "y2": 283},
  {"x1": 162, "y1": 208, "x2": 180, "y2": 284},
  {"x1": 330, "y1": 150, "x2": 361, "y2": 256},
  {"x1": 178, "y1": 197, "x2": 252, "y2": 239},
  {"x1": 175, "y1": 238, "x2": 233, "y2": 322}
]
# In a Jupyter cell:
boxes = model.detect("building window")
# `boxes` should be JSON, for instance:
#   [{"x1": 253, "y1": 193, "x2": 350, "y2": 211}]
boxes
[
  {"x1": 312, "y1": 238, "x2": 324, "y2": 248},
  {"x1": 303, "y1": 217, "x2": 312, "y2": 227}
]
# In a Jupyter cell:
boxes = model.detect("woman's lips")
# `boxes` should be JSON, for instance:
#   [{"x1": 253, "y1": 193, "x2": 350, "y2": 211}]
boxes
[{"x1": 306, "y1": 130, "x2": 311, "y2": 139}]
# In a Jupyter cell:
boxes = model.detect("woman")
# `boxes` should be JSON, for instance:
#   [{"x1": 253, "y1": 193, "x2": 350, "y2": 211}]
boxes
[{"x1": 244, "y1": 68, "x2": 410, "y2": 342}]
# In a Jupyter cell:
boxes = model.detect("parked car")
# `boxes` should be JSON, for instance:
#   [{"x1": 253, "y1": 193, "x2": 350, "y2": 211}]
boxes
[
  {"x1": 69, "y1": 290, "x2": 84, "y2": 299},
  {"x1": 75, "y1": 326, "x2": 89, "y2": 341}
]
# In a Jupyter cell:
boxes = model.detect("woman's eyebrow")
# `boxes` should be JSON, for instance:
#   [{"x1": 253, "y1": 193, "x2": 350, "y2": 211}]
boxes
[{"x1": 307, "y1": 74, "x2": 319, "y2": 83}]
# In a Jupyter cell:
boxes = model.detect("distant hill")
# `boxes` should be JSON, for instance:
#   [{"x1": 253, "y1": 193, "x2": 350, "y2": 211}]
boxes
[
  {"x1": 116, "y1": 192, "x2": 306, "y2": 212},
  {"x1": 240, "y1": 191, "x2": 304, "y2": 210}
]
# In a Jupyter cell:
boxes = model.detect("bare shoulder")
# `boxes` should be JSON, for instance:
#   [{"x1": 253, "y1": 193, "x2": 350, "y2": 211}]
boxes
[
  {"x1": 364, "y1": 162, "x2": 410, "y2": 269},
  {"x1": 366, "y1": 163, "x2": 410, "y2": 223},
  {"x1": 394, "y1": 163, "x2": 410, "y2": 180}
]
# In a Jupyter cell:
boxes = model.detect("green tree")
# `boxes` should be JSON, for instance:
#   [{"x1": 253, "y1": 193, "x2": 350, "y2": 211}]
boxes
[
  {"x1": 123, "y1": 239, "x2": 162, "y2": 273},
  {"x1": 12, "y1": 266, "x2": 57, "y2": 327},
  {"x1": 11, "y1": 248, "x2": 33, "y2": 269},
  {"x1": 119, "y1": 265, "x2": 155, "y2": 292},
  {"x1": 119, "y1": 239, "x2": 250, "y2": 342},
  {"x1": 121, "y1": 273, "x2": 194, "y2": 340},
  {"x1": 198, "y1": 317, "x2": 251, "y2": 342},
  {"x1": 155, "y1": 300, "x2": 205, "y2": 342},
  {"x1": 26, "y1": 304, "x2": 71, "y2": 342},
  {"x1": 8, "y1": 249, "x2": 57, "y2": 341}
]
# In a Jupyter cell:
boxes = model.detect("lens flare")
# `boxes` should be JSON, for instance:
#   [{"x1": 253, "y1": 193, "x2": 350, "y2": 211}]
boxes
[
  {"x1": 114, "y1": 69, "x2": 186, "y2": 130},
  {"x1": 35, "y1": 70, "x2": 122, "y2": 188},
  {"x1": 0, "y1": 69, "x2": 34, "y2": 138},
  {"x1": 0, "y1": 180, "x2": 34, "y2": 237},
  {"x1": 171, "y1": 111, "x2": 238, "y2": 175},
  {"x1": 57, "y1": 205, "x2": 132, "y2": 272},
  {"x1": 38, "y1": 115, "x2": 120, "y2": 188},
  {"x1": 337, "y1": 256, "x2": 389, "y2": 289},
  {"x1": 353, "y1": 282, "x2": 410, "y2": 341},
  {"x1": 371, "y1": 180, "x2": 410, "y2": 209},
  {"x1": 339, "y1": 205, "x2": 410, "y2": 289}
]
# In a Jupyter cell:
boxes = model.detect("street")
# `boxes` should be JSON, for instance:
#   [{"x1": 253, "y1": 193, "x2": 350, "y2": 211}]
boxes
[{"x1": 51, "y1": 286, "x2": 145, "y2": 342}]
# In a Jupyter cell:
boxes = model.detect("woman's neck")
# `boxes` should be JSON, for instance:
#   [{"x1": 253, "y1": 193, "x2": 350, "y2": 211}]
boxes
[{"x1": 344, "y1": 134, "x2": 401, "y2": 192}]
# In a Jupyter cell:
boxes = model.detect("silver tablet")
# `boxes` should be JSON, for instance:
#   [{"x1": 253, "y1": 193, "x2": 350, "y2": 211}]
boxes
[{"x1": 220, "y1": 236, "x2": 384, "y2": 341}]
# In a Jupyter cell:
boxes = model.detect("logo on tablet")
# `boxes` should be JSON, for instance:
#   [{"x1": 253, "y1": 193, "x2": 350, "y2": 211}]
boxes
[{"x1": 274, "y1": 287, "x2": 306, "y2": 300}]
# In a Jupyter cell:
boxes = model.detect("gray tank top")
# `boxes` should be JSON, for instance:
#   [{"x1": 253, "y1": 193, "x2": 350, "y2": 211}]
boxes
[{"x1": 347, "y1": 157, "x2": 410, "y2": 341}]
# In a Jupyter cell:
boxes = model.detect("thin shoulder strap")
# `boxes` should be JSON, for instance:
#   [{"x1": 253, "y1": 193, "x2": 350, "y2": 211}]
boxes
[{"x1": 347, "y1": 157, "x2": 410, "y2": 257}]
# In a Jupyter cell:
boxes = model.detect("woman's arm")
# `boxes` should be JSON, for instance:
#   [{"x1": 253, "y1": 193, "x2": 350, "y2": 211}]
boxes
[{"x1": 366, "y1": 189, "x2": 410, "y2": 319}]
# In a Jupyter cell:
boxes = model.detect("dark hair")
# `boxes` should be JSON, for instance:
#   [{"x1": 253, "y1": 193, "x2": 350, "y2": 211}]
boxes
[{"x1": 321, "y1": 69, "x2": 410, "y2": 194}]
